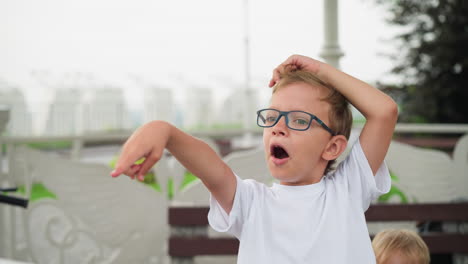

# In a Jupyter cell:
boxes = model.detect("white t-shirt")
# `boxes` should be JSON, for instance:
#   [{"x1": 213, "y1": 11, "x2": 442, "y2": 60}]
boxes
[{"x1": 208, "y1": 139, "x2": 391, "y2": 264}]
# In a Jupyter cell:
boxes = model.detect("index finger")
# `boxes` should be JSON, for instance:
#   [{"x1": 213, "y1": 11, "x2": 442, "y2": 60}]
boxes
[{"x1": 111, "y1": 148, "x2": 148, "y2": 178}]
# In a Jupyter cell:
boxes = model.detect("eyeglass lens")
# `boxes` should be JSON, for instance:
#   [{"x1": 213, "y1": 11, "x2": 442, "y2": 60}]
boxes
[{"x1": 258, "y1": 109, "x2": 311, "y2": 130}]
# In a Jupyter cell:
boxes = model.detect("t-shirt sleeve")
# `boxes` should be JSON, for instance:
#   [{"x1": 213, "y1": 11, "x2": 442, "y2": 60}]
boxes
[
  {"x1": 334, "y1": 138, "x2": 391, "y2": 211},
  {"x1": 208, "y1": 174, "x2": 255, "y2": 239}
]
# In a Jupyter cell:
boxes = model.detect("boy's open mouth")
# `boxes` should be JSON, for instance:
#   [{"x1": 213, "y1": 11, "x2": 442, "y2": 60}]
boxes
[{"x1": 271, "y1": 145, "x2": 289, "y2": 159}]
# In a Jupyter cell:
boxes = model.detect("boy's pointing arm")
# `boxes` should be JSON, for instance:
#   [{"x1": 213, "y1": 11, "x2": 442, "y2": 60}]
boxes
[{"x1": 111, "y1": 121, "x2": 237, "y2": 213}]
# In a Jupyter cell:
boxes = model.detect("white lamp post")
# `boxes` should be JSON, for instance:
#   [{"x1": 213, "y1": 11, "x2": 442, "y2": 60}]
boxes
[
  {"x1": 241, "y1": 0, "x2": 254, "y2": 146},
  {"x1": 320, "y1": 0, "x2": 344, "y2": 69}
]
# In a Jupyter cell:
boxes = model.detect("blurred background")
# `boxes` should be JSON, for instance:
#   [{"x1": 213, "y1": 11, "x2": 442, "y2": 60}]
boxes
[
  {"x1": 1, "y1": 0, "x2": 467, "y2": 263},
  {"x1": 1, "y1": 0, "x2": 399, "y2": 137}
]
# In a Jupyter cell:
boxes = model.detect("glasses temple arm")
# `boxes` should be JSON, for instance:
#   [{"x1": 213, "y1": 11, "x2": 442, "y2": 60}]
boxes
[{"x1": 314, "y1": 117, "x2": 336, "y2": 136}]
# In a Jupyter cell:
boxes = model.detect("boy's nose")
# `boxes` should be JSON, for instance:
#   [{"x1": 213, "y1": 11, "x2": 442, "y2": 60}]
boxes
[{"x1": 272, "y1": 116, "x2": 288, "y2": 136}]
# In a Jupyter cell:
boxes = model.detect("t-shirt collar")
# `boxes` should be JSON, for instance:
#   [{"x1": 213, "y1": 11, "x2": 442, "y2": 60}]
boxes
[{"x1": 271, "y1": 177, "x2": 325, "y2": 197}]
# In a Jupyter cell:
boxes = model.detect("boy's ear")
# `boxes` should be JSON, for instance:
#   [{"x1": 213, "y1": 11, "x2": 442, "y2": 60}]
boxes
[{"x1": 322, "y1": 135, "x2": 348, "y2": 161}]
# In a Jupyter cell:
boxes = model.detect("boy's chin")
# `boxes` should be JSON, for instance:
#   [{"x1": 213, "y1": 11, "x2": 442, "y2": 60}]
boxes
[{"x1": 269, "y1": 170, "x2": 292, "y2": 182}]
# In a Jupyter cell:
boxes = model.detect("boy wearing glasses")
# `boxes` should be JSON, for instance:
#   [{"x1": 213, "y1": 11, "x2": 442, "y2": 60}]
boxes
[{"x1": 111, "y1": 55, "x2": 398, "y2": 263}]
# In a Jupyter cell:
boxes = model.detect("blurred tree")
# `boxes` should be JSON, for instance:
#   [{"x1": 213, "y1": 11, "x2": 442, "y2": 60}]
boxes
[{"x1": 376, "y1": 0, "x2": 468, "y2": 123}]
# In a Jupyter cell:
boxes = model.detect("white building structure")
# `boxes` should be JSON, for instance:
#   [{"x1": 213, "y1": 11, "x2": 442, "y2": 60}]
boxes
[
  {"x1": 143, "y1": 86, "x2": 175, "y2": 124},
  {"x1": 220, "y1": 88, "x2": 260, "y2": 129},
  {"x1": 0, "y1": 85, "x2": 32, "y2": 136},
  {"x1": 82, "y1": 87, "x2": 131, "y2": 133},
  {"x1": 184, "y1": 86, "x2": 214, "y2": 129},
  {"x1": 44, "y1": 89, "x2": 83, "y2": 135}
]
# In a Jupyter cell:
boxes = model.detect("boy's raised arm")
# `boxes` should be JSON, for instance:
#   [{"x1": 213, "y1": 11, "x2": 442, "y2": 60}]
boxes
[
  {"x1": 270, "y1": 55, "x2": 398, "y2": 175},
  {"x1": 111, "y1": 120, "x2": 237, "y2": 213}
]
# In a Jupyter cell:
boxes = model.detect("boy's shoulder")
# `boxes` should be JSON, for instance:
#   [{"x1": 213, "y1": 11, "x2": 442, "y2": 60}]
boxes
[
  {"x1": 324, "y1": 139, "x2": 375, "y2": 181},
  {"x1": 236, "y1": 176, "x2": 271, "y2": 192}
]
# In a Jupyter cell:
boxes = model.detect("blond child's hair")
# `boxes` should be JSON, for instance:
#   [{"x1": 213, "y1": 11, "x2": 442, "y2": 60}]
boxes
[
  {"x1": 273, "y1": 68, "x2": 352, "y2": 174},
  {"x1": 372, "y1": 229, "x2": 430, "y2": 264}
]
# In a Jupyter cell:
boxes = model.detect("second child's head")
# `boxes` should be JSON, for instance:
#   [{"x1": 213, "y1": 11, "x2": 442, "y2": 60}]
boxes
[
  {"x1": 372, "y1": 229, "x2": 430, "y2": 264},
  {"x1": 259, "y1": 69, "x2": 352, "y2": 185}
]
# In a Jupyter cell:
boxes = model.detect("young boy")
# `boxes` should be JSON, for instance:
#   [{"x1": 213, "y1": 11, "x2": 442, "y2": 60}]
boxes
[
  {"x1": 111, "y1": 55, "x2": 398, "y2": 263},
  {"x1": 372, "y1": 229, "x2": 430, "y2": 264}
]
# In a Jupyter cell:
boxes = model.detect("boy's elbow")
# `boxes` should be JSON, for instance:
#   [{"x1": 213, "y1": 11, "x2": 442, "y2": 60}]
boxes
[
  {"x1": 385, "y1": 100, "x2": 399, "y2": 123},
  {"x1": 368, "y1": 98, "x2": 398, "y2": 124}
]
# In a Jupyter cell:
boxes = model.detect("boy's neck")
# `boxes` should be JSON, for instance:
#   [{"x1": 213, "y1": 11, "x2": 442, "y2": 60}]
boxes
[{"x1": 279, "y1": 171, "x2": 326, "y2": 186}]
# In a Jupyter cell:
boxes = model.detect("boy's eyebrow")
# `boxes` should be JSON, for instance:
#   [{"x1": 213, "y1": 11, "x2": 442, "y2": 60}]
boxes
[{"x1": 267, "y1": 107, "x2": 312, "y2": 113}]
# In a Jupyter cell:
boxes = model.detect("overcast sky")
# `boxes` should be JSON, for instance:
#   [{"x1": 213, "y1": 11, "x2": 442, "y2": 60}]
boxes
[{"x1": 0, "y1": 0, "x2": 399, "y2": 109}]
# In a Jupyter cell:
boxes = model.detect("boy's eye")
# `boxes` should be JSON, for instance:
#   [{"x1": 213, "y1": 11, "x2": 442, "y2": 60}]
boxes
[
  {"x1": 293, "y1": 118, "x2": 309, "y2": 126},
  {"x1": 265, "y1": 116, "x2": 278, "y2": 123}
]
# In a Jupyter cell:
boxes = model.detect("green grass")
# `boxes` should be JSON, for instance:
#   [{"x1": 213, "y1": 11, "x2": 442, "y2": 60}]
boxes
[
  {"x1": 24, "y1": 171, "x2": 200, "y2": 202},
  {"x1": 22, "y1": 150, "x2": 410, "y2": 205},
  {"x1": 378, "y1": 171, "x2": 409, "y2": 203},
  {"x1": 27, "y1": 141, "x2": 72, "y2": 150},
  {"x1": 24, "y1": 170, "x2": 409, "y2": 205},
  {"x1": 11, "y1": 148, "x2": 206, "y2": 202},
  {"x1": 180, "y1": 172, "x2": 198, "y2": 189},
  {"x1": 15, "y1": 183, "x2": 57, "y2": 202}
]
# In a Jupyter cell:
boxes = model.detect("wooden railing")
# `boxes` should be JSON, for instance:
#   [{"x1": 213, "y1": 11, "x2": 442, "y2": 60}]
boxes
[{"x1": 168, "y1": 203, "x2": 468, "y2": 262}]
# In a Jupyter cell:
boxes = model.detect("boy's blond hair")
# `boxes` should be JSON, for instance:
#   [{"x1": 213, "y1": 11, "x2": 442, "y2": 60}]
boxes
[
  {"x1": 372, "y1": 229, "x2": 430, "y2": 264},
  {"x1": 273, "y1": 69, "x2": 352, "y2": 174}
]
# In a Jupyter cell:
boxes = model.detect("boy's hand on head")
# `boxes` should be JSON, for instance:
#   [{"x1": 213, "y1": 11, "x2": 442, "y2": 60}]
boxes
[
  {"x1": 110, "y1": 121, "x2": 171, "y2": 181},
  {"x1": 269, "y1": 54, "x2": 323, "y2": 87}
]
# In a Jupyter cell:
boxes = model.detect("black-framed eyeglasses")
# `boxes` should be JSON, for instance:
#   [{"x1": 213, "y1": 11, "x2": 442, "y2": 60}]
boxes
[{"x1": 256, "y1": 108, "x2": 336, "y2": 135}]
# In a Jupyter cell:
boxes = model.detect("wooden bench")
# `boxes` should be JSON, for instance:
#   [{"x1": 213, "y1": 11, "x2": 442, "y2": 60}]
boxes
[{"x1": 168, "y1": 203, "x2": 468, "y2": 262}]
